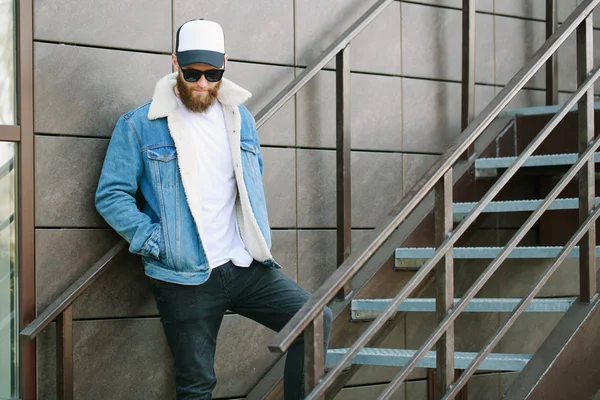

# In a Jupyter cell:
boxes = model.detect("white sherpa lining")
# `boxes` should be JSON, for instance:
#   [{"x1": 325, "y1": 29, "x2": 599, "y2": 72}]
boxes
[{"x1": 147, "y1": 72, "x2": 273, "y2": 264}]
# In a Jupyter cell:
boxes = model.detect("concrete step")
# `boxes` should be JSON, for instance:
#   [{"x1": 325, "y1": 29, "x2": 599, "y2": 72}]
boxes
[
  {"x1": 326, "y1": 348, "x2": 530, "y2": 371},
  {"x1": 351, "y1": 297, "x2": 575, "y2": 321},
  {"x1": 395, "y1": 246, "x2": 600, "y2": 268}
]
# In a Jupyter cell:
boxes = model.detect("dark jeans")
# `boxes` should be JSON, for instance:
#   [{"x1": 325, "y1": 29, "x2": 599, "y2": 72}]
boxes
[{"x1": 150, "y1": 260, "x2": 333, "y2": 400}]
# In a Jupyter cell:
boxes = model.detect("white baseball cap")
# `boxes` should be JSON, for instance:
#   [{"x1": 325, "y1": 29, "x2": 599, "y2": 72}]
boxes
[{"x1": 176, "y1": 19, "x2": 225, "y2": 68}]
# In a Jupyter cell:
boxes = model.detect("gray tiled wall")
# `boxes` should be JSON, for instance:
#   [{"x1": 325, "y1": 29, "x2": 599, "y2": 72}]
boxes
[{"x1": 33, "y1": 0, "x2": 599, "y2": 398}]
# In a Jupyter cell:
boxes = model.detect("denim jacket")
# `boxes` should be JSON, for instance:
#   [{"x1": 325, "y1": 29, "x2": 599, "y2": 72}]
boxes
[{"x1": 95, "y1": 72, "x2": 279, "y2": 285}]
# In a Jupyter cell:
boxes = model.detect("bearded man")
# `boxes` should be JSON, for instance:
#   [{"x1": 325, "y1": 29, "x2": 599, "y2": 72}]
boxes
[{"x1": 95, "y1": 19, "x2": 332, "y2": 400}]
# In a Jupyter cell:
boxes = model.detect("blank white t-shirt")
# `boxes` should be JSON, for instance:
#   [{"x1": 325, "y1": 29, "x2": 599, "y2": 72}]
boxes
[{"x1": 176, "y1": 98, "x2": 253, "y2": 269}]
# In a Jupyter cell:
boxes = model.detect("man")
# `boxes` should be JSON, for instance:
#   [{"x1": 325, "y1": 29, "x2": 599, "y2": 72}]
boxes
[{"x1": 96, "y1": 19, "x2": 332, "y2": 400}]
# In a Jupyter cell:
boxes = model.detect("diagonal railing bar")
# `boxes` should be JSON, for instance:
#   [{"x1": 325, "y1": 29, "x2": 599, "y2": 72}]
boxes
[
  {"x1": 255, "y1": 0, "x2": 394, "y2": 128},
  {"x1": 20, "y1": 240, "x2": 127, "y2": 339},
  {"x1": 443, "y1": 202, "x2": 600, "y2": 398},
  {"x1": 0, "y1": 157, "x2": 13, "y2": 181},
  {"x1": 377, "y1": 73, "x2": 600, "y2": 400},
  {"x1": 302, "y1": 44, "x2": 600, "y2": 400},
  {"x1": 270, "y1": 0, "x2": 600, "y2": 360},
  {"x1": 0, "y1": 213, "x2": 14, "y2": 232}
]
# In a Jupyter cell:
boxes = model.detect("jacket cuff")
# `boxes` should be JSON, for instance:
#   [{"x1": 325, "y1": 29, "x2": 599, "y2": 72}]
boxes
[{"x1": 140, "y1": 225, "x2": 162, "y2": 259}]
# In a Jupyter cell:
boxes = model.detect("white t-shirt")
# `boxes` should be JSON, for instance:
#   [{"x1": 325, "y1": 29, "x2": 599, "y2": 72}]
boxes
[{"x1": 176, "y1": 98, "x2": 253, "y2": 269}]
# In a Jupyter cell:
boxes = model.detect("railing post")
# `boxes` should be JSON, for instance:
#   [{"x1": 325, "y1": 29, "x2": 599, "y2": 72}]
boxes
[
  {"x1": 304, "y1": 311, "x2": 325, "y2": 399},
  {"x1": 577, "y1": 11, "x2": 596, "y2": 303},
  {"x1": 427, "y1": 369, "x2": 468, "y2": 400},
  {"x1": 336, "y1": 44, "x2": 352, "y2": 300},
  {"x1": 434, "y1": 170, "x2": 454, "y2": 398},
  {"x1": 546, "y1": 0, "x2": 559, "y2": 105},
  {"x1": 56, "y1": 306, "x2": 74, "y2": 400},
  {"x1": 461, "y1": 0, "x2": 475, "y2": 132}
]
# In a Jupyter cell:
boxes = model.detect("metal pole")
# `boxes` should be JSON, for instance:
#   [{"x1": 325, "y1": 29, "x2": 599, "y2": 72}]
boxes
[
  {"x1": 304, "y1": 312, "x2": 325, "y2": 399},
  {"x1": 577, "y1": 13, "x2": 596, "y2": 303},
  {"x1": 18, "y1": 0, "x2": 37, "y2": 395},
  {"x1": 461, "y1": 0, "x2": 475, "y2": 131},
  {"x1": 336, "y1": 45, "x2": 352, "y2": 300},
  {"x1": 56, "y1": 306, "x2": 74, "y2": 400},
  {"x1": 546, "y1": 0, "x2": 559, "y2": 105},
  {"x1": 435, "y1": 171, "x2": 454, "y2": 399}
]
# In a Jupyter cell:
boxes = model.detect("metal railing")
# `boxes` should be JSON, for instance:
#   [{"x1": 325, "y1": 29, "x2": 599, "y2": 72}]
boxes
[
  {"x1": 268, "y1": 1, "x2": 600, "y2": 399},
  {"x1": 20, "y1": 241, "x2": 127, "y2": 399}
]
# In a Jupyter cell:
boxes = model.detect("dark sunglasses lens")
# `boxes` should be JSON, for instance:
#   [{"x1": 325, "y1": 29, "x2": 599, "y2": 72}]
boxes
[
  {"x1": 204, "y1": 70, "x2": 224, "y2": 82},
  {"x1": 181, "y1": 69, "x2": 224, "y2": 83},
  {"x1": 182, "y1": 69, "x2": 202, "y2": 82}
]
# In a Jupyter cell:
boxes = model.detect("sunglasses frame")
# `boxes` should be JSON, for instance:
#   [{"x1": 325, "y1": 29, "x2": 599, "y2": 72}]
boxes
[{"x1": 180, "y1": 68, "x2": 225, "y2": 83}]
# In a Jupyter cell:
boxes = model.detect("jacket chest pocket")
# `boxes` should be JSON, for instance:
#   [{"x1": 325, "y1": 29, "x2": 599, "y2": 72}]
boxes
[
  {"x1": 240, "y1": 140, "x2": 261, "y2": 179},
  {"x1": 146, "y1": 146, "x2": 178, "y2": 189}
]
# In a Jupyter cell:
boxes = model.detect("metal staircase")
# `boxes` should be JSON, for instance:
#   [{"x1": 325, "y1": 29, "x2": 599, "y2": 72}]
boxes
[
  {"x1": 322, "y1": 135, "x2": 594, "y2": 389},
  {"x1": 264, "y1": 1, "x2": 600, "y2": 399}
]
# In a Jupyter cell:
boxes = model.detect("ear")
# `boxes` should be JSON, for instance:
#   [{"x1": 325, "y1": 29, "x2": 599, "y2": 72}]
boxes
[
  {"x1": 223, "y1": 54, "x2": 229, "y2": 69},
  {"x1": 172, "y1": 54, "x2": 180, "y2": 71}
]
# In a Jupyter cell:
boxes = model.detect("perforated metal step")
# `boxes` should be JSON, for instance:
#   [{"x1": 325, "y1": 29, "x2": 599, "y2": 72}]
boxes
[
  {"x1": 475, "y1": 152, "x2": 600, "y2": 178},
  {"x1": 453, "y1": 198, "x2": 600, "y2": 221},
  {"x1": 351, "y1": 298, "x2": 575, "y2": 321},
  {"x1": 326, "y1": 348, "x2": 530, "y2": 371},
  {"x1": 395, "y1": 246, "x2": 600, "y2": 268}
]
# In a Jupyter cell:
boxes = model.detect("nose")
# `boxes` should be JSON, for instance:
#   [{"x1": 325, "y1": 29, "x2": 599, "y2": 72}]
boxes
[{"x1": 196, "y1": 75, "x2": 209, "y2": 89}]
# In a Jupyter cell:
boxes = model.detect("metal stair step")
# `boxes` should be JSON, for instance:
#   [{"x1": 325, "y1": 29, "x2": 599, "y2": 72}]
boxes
[
  {"x1": 453, "y1": 198, "x2": 600, "y2": 221},
  {"x1": 351, "y1": 298, "x2": 575, "y2": 320},
  {"x1": 326, "y1": 348, "x2": 530, "y2": 371},
  {"x1": 395, "y1": 246, "x2": 600, "y2": 268},
  {"x1": 475, "y1": 152, "x2": 600, "y2": 170}
]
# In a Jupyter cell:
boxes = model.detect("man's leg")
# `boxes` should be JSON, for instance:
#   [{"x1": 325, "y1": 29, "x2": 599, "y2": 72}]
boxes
[
  {"x1": 150, "y1": 272, "x2": 229, "y2": 400},
  {"x1": 226, "y1": 261, "x2": 333, "y2": 400}
]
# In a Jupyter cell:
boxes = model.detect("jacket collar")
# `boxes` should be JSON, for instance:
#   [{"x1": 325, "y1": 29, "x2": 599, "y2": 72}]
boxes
[{"x1": 147, "y1": 72, "x2": 252, "y2": 120}]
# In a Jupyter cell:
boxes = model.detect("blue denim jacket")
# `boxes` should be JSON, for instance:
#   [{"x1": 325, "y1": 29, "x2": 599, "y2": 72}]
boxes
[{"x1": 96, "y1": 73, "x2": 280, "y2": 285}]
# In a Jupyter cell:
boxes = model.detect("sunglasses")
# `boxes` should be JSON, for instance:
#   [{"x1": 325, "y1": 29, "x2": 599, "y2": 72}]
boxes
[{"x1": 180, "y1": 68, "x2": 225, "y2": 83}]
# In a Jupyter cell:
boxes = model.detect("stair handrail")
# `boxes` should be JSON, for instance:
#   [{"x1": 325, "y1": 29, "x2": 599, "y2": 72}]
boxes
[
  {"x1": 20, "y1": 240, "x2": 127, "y2": 339},
  {"x1": 268, "y1": 1, "x2": 600, "y2": 398}
]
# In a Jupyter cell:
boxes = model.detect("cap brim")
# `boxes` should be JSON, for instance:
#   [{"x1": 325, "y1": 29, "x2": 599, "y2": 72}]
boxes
[{"x1": 177, "y1": 50, "x2": 225, "y2": 68}]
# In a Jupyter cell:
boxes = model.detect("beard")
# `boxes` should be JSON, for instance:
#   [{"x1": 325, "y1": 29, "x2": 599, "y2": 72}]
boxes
[{"x1": 176, "y1": 73, "x2": 222, "y2": 113}]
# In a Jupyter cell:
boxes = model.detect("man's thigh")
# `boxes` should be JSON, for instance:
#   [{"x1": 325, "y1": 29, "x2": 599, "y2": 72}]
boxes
[
  {"x1": 227, "y1": 262, "x2": 312, "y2": 332},
  {"x1": 150, "y1": 275, "x2": 229, "y2": 398}
]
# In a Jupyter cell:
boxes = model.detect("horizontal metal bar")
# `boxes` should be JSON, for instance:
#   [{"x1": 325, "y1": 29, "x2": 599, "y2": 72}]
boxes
[
  {"x1": 0, "y1": 125, "x2": 20, "y2": 142},
  {"x1": 396, "y1": 246, "x2": 600, "y2": 260},
  {"x1": 255, "y1": 0, "x2": 393, "y2": 128},
  {"x1": 20, "y1": 240, "x2": 127, "y2": 339},
  {"x1": 351, "y1": 298, "x2": 575, "y2": 316},
  {"x1": 325, "y1": 348, "x2": 530, "y2": 371},
  {"x1": 453, "y1": 197, "x2": 600, "y2": 215},
  {"x1": 501, "y1": 100, "x2": 600, "y2": 118},
  {"x1": 476, "y1": 152, "x2": 600, "y2": 169}
]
